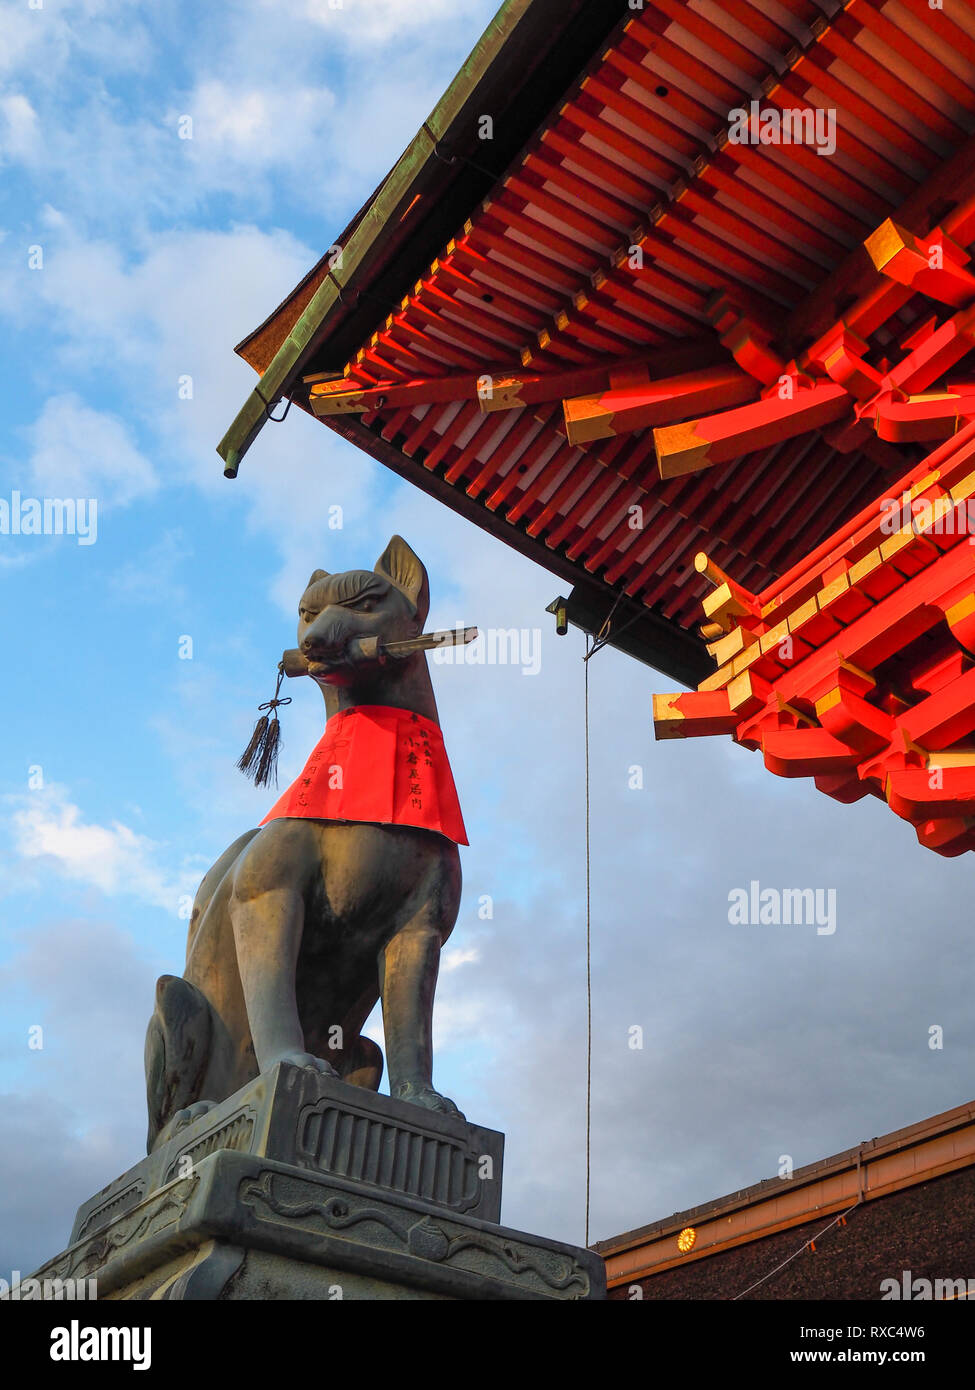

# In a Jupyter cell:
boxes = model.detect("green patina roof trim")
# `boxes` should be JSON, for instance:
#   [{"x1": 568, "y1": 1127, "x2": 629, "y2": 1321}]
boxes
[{"x1": 217, "y1": 0, "x2": 534, "y2": 477}]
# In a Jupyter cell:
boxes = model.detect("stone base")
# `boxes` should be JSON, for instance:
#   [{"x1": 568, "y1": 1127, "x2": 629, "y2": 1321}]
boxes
[{"x1": 31, "y1": 1065, "x2": 604, "y2": 1301}]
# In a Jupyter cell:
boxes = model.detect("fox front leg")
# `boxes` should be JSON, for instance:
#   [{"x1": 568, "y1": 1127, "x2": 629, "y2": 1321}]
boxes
[
  {"x1": 229, "y1": 837, "x2": 339, "y2": 1078},
  {"x1": 380, "y1": 915, "x2": 462, "y2": 1118}
]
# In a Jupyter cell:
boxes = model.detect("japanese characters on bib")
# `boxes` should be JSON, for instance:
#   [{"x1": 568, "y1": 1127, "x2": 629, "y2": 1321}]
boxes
[{"x1": 260, "y1": 704, "x2": 468, "y2": 846}]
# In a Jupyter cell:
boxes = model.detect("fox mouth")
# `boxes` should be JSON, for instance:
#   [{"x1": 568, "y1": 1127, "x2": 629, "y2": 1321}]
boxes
[{"x1": 304, "y1": 647, "x2": 349, "y2": 670}]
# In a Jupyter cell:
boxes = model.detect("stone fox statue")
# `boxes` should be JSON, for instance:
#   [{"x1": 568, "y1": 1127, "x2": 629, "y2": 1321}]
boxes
[{"x1": 145, "y1": 536, "x2": 467, "y2": 1152}]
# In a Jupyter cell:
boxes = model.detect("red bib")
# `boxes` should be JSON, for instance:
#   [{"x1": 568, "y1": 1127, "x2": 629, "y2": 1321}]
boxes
[{"x1": 260, "y1": 705, "x2": 468, "y2": 846}]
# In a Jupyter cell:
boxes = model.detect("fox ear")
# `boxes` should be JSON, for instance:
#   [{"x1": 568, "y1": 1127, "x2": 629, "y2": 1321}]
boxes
[
  {"x1": 375, "y1": 536, "x2": 429, "y2": 626},
  {"x1": 306, "y1": 568, "x2": 329, "y2": 588}
]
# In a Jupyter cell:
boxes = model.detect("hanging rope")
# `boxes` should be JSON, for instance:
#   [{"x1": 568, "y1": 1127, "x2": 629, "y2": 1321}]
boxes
[
  {"x1": 581, "y1": 603, "x2": 622, "y2": 1245},
  {"x1": 579, "y1": 600, "x2": 632, "y2": 1244},
  {"x1": 584, "y1": 587, "x2": 647, "y2": 662},
  {"x1": 577, "y1": 594, "x2": 865, "y2": 1274},
  {"x1": 584, "y1": 633, "x2": 593, "y2": 1247}
]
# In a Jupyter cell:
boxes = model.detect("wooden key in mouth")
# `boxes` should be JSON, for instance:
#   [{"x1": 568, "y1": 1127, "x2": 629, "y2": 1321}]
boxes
[{"x1": 282, "y1": 626, "x2": 479, "y2": 676}]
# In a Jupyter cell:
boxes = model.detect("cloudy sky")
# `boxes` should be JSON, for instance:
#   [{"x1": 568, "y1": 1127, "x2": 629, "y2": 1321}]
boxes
[{"x1": 1, "y1": 0, "x2": 973, "y2": 1278}]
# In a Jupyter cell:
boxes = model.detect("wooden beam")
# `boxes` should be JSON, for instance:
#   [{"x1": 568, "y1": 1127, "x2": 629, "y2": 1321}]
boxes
[
  {"x1": 562, "y1": 364, "x2": 756, "y2": 444},
  {"x1": 653, "y1": 383, "x2": 850, "y2": 478},
  {"x1": 307, "y1": 339, "x2": 732, "y2": 418},
  {"x1": 652, "y1": 691, "x2": 738, "y2": 740},
  {"x1": 871, "y1": 392, "x2": 975, "y2": 444},
  {"x1": 783, "y1": 130, "x2": 975, "y2": 351},
  {"x1": 865, "y1": 219, "x2": 975, "y2": 309},
  {"x1": 707, "y1": 292, "x2": 786, "y2": 385}
]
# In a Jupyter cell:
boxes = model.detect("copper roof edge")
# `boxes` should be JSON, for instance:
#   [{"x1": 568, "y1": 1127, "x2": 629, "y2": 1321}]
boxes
[
  {"x1": 217, "y1": 0, "x2": 631, "y2": 474},
  {"x1": 593, "y1": 1096, "x2": 975, "y2": 1256}
]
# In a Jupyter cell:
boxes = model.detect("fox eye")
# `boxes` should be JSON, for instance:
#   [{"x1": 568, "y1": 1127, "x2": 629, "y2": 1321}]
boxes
[
  {"x1": 350, "y1": 597, "x2": 375, "y2": 612},
  {"x1": 300, "y1": 608, "x2": 318, "y2": 623}
]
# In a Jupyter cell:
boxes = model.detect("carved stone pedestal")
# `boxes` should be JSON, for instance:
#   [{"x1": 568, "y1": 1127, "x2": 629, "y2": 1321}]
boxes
[{"x1": 31, "y1": 1064, "x2": 604, "y2": 1301}]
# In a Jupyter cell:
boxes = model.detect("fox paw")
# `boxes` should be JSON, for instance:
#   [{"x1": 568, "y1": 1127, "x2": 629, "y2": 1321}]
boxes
[
  {"x1": 271, "y1": 1050, "x2": 340, "y2": 1078},
  {"x1": 157, "y1": 1099, "x2": 217, "y2": 1147},
  {"x1": 392, "y1": 1081, "x2": 464, "y2": 1120}
]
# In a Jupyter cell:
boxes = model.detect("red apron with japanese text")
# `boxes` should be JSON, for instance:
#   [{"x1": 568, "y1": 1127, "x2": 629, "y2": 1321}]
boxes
[{"x1": 260, "y1": 704, "x2": 468, "y2": 846}]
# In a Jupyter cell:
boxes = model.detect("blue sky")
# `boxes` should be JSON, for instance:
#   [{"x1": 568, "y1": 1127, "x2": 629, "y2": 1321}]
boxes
[{"x1": 2, "y1": 0, "x2": 974, "y2": 1278}]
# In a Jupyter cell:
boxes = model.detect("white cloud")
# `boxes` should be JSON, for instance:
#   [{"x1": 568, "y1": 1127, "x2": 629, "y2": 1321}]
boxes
[
  {"x1": 181, "y1": 80, "x2": 336, "y2": 171},
  {"x1": 39, "y1": 203, "x2": 67, "y2": 229},
  {"x1": 0, "y1": 5, "x2": 45, "y2": 77},
  {"x1": 109, "y1": 527, "x2": 192, "y2": 603},
  {"x1": 443, "y1": 945, "x2": 480, "y2": 971},
  {"x1": 8, "y1": 783, "x2": 202, "y2": 911},
  {"x1": 0, "y1": 0, "x2": 151, "y2": 81},
  {"x1": 302, "y1": 0, "x2": 482, "y2": 46},
  {"x1": 14, "y1": 224, "x2": 312, "y2": 379},
  {"x1": 0, "y1": 92, "x2": 39, "y2": 161},
  {"x1": 0, "y1": 3, "x2": 487, "y2": 222},
  {"x1": 25, "y1": 394, "x2": 157, "y2": 508},
  {"x1": 1, "y1": 217, "x2": 384, "y2": 587},
  {"x1": 432, "y1": 993, "x2": 494, "y2": 1052},
  {"x1": 0, "y1": 916, "x2": 161, "y2": 1274},
  {"x1": 0, "y1": 0, "x2": 501, "y2": 224}
]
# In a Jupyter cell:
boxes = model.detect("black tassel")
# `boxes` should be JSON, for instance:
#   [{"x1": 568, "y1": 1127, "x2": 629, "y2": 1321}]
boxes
[{"x1": 238, "y1": 663, "x2": 291, "y2": 788}]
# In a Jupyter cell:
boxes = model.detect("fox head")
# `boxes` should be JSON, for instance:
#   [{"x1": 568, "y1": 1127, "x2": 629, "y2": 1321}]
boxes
[
  {"x1": 297, "y1": 535, "x2": 431, "y2": 693},
  {"x1": 238, "y1": 536, "x2": 439, "y2": 785}
]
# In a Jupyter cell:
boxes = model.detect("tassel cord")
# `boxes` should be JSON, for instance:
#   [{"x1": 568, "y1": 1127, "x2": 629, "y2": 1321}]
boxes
[{"x1": 238, "y1": 663, "x2": 292, "y2": 787}]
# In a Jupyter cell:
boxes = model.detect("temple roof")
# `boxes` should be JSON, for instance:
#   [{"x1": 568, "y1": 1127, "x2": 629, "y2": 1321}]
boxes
[{"x1": 218, "y1": 0, "x2": 975, "y2": 684}]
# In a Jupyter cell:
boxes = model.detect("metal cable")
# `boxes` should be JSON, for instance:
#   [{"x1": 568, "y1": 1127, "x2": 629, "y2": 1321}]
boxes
[
  {"x1": 584, "y1": 632, "x2": 593, "y2": 1247},
  {"x1": 732, "y1": 1200, "x2": 862, "y2": 1301}
]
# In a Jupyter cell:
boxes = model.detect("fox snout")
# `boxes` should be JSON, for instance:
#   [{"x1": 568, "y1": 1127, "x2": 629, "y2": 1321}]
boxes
[
  {"x1": 296, "y1": 539, "x2": 430, "y2": 684},
  {"x1": 300, "y1": 610, "x2": 360, "y2": 661}
]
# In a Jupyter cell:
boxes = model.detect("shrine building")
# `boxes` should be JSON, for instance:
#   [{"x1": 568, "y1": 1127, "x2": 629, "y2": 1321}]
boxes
[{"x1": 218, "y1": 0, "x2": 975, "y2": 1295}]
